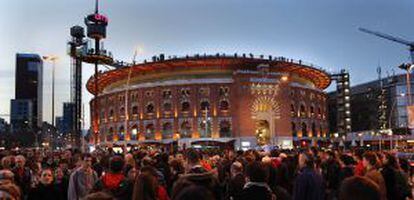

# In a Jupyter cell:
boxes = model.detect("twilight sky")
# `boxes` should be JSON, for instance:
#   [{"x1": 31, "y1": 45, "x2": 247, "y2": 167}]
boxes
[{"x1": 0, "y1": 0, "x2": 413, "y2": 128}]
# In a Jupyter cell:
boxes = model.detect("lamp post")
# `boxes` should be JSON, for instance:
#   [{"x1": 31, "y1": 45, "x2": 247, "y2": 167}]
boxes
[{"x1": 42, "y1": 55, "x2": 59, "y2": 127}]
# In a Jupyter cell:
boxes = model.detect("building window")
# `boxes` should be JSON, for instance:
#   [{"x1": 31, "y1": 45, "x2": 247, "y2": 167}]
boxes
[
  {"x1": 219, "y1": 120, "x2": 231, "y2": 137},
  {"x1": 131, "y1": 125, "x2": 138, "y2": 140},
  {"x1": 145, "y1": 124, "x2": 155, "y2": 140},
  {"x1": 310, "y1": 106, "x2": 314, "y2": 116},
  {"x1": 146, "y1": 103, "x2": 154, "y2": 114},
  {"x1": 132, "y1": 106, "x2": 138, "y2": 115},
  {"x1": 301, "y1": 122, "x2": 308, "y2": 137},
  {"x1": 318, "y1": 107, "x2": 321, "y2": 118},
  {"x1": 199, "y1": 120, "x2": 212, "y2": 138},
  {"x1": 180, "y1": 121, "x2": 192, "y2": 138},
  {"x1": 319, "y1": 125, "x2": 323, "y2": 137},
  {"x1": 107, "y1": 127, "x2": 114, "y2": 142},
  {"x1": 291, "y1": 122, "x2": 297, "y2": 137},
  {"x1": 163, "y1": 102, "x2": 172, "y2": 112},
  {"x1": 181, "y1": 101, "x2": 190, "y2": 112},
  {"x1": 200, "y1": 101, "x2": 210, "y2": 111},
  {"x1": 290, "y1": 104, "x2": 295, "y2": 117},
  {"x1": 300, "y1": 104, "x2": 306, "y2": 117},
  {"x1": 162, "y1": 122, "x2": 173, "y2": 139},
  {"x1": 311, "y1": 123, "x2": 316, "y2": 137},
  {"x1": 118, "y1": 126, "x2": 125, "y2": 141},
  {"x1": 219, "y1": 100, "x2": 229, "y2": 111},
  {"x1": 109, "y1": 109, "x2": 114, "y2": 119},
  {"x1": 119, "y1": 107, "x2": 125, "y2": 117}
]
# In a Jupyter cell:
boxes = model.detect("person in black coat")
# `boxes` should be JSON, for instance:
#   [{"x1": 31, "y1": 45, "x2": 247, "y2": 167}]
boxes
[
  {"x1": 227, "y1": 161, "x2": 245, "y2": 200},
  {"x1": 293, "y1": 152, "x2": 324, "y2": 200},
  {"x1": 240, "y1": 161, "x2": 275, "y2": 200},
  {"x1": 381, "y1": 153, "x2": 412, "y2": 200},
  {"x1": 28, "y1": 168, "x2": 61, "y2": 200}
]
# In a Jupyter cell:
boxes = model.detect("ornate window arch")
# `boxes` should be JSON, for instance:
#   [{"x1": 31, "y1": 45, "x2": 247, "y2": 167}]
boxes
[
  {"x1": 200, "y1": 100, "x2": 210, "y2": 111},
  {"x1": 132, "y1": 105, "x2": 139, "y2": 115},
  {"x1": 131, "y1": 124, "x2": 138, "y2": 140}
]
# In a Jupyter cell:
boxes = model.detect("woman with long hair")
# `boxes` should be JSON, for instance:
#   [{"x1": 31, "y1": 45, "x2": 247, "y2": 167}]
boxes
[{"x1": 132, "y1": 172, "x2": 158, "y2": 200}]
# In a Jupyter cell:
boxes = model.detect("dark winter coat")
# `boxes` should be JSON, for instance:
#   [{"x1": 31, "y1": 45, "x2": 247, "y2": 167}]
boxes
[{"x1": 293, "y1": 167, "x2": 324, "y2": 200}]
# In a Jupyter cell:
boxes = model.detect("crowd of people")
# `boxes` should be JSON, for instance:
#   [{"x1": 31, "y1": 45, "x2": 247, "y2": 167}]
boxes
[{"x1": 0, "y1": 146, "x2": 411, "y2": 200}]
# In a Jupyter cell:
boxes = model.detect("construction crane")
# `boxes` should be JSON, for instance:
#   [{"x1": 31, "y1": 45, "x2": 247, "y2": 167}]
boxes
[{"x1": 359, "y1": 27, "x2": 414, "y2": 63}]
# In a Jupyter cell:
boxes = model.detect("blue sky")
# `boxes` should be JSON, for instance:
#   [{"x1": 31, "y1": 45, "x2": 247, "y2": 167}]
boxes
[{"x1": 0, "y1": 0, "x2": 413, "y2": 127}]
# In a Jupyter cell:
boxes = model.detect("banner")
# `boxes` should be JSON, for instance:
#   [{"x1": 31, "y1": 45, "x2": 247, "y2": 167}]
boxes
[{"x1": 406, "y1": 105, "x2": 414, "y2": 131}]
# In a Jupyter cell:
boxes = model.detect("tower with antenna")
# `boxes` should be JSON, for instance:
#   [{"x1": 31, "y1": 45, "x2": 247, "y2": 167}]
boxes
[{"x1": 68, "y1": 0, "x2": 117, "y2": 147}]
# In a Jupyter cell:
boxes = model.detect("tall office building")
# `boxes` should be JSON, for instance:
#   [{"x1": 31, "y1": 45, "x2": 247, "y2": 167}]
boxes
[
  {"x1": 56, "y1": 102, "x2": 75, "y2": 135},
  {"x1": 10, "y1": 53, "x2": 43, "y2": 132}
]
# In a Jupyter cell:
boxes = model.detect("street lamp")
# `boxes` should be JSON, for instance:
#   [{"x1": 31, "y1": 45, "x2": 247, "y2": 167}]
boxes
[{"x1": 42, "y1": 55, "x2": 59, "y2": 127}]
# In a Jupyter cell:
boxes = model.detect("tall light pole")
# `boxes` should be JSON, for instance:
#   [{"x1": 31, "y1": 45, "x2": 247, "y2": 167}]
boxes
[{"x1": 42, "y1": 55, "x2": 59, "y2": 126}]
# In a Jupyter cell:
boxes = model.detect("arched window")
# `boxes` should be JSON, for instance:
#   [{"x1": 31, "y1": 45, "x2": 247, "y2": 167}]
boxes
[
  {"x1": 145, "y1": 124, "x2": 155, "y2": 140},
  {"x1": 162, "y1": 122, "x2": 173, "y2": 139},
  {"x1": 291, "y1": 122, "x2": 297, "y2": 137},
  {"x1": 300, "y1": 104, "x2": 306, "y2": 117},
  {"x1": 219, "y1": 120, "x2": 231, "y2": 137},
  {"x1": 199, "y1": 120, "x2": 212, "y2": 138},
  {"x1": 120, "y1": 107, "x2": 125, "y2": 116},
  {"x1": 318, "y1": 107, "x2": 322, "y2": 118},
  {"x1": 200, "y1": 101, "x2": 210, "y2": 111},
  {"x1": 310, "y1": 106, "x2": 314, "y2": 116},
  {"x1": 118, "y1": 126, "x2": 125, "y2": 141},
  {"x1": 131, "y1": 124, "x2": 138, "y2": 140},
  {"x1": 132, "y1": 106, "x2": 138, "y2": 115},
  {"x1": 180, "y1": 121, "x2": 192, "y2": 138},
  {"x1": 311, "y1": 123, "x2": 316, "y2": 137},
  {"x1": 146, "y1": 103, "x2": 154, "y2": 114},
  {"x1": 301, "y1": 122, "x2": 308, "y2": 137},
  {"x1": 320, "y1": 125, "x2": 323, "y2": 137},
  {"x1": 163, "y1": 102, "x2": 172, "y2": 112},
  {"x1": 290, "y1": 104, "x2": 295, "y2": 117},
  {"x1": 219, "y1": 100, "x2": 229, "y2": 111},
  {"x1": 109, "y1": 109, "x2": 114, "y2": 119},
  {"x1": 181, "y1": 101, "x2": 190, "y2": 112},
  {"x1": 107, "y1": 127, "x2": 114, "y2": 142}
]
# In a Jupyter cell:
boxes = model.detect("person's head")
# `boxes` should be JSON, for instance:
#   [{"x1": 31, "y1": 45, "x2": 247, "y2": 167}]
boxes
[
  {"x1": 1, "y1": 156, "x2": 12, "y2": 170},
  {"x1": 382, "y1": 153, "x2": 398, "y2": 169},
  {"x1": 173, "y1": 185, "x2": 215, "y2": 200},
  {"x1": 54, "y1": 167, "x2": 64, "y2": 181},
  {"x1": 132, "y1": 172, "x2": 158, "y2": 200},
  {"x1": 0, "y1": 170, "x2": 14, "y2": 185},
  {"x1": 14, "y1": 155, "x2": 25, "y2": 168},
  {"x1": 0, "y1": 183, "x2": 21, "y2": 200},
  {"x1": 230, "y1": 161, "x2": 243, "y2": 177},
  {"x1": 299, "y1": 152, "x2": 314, "y2": 169},
  {"x1": 109, "y1": 155, "x2": 124, "y2": 173},
  {"x1": 186, "y1": 149, "x2": 200, "y2": 165},
  {"x1": 39, "y1": 168, "x2": 54, "y2": 185},
  {"x1": 245, "y1": 161, "x2": 268, "y2": 183},
  {"x1": 339, "y1": 176, "x2": 380, "y2": 200},
  {"x1": 124, "y1": 153, "x2": 134, "y2": 166},
  {"x1": 82, "y1": 153, "x2": 93, "y2": 169},
  {"x1": 362, "y1": 152, "x2": 378, "y2": 169}
]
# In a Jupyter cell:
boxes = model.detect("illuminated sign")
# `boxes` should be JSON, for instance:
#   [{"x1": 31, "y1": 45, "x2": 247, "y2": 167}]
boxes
[{"x1": 94, "y1": 14, "x2": 108, "y2": 23}]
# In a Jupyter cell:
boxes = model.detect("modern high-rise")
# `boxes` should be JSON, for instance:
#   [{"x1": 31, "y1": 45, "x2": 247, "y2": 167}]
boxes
[
  {"x1": 10, "y1": 53, "x2": 43, "y2": 132},
  {"x1": 56, "y1": 102, "x2": 75, "y2": 135},
  {"x1": 328, "y1": 73, "x2": 411, "y2": 134}
]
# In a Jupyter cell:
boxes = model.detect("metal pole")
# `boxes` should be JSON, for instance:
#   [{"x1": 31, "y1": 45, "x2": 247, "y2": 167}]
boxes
[{"x1": 52, "y1": 59, "x2": 55, "y2": 127}]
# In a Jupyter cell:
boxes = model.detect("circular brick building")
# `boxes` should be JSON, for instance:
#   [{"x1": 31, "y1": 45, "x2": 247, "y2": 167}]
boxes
[{"x1": 87, "y1": 54, "x2": 331, "y2": 149}]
